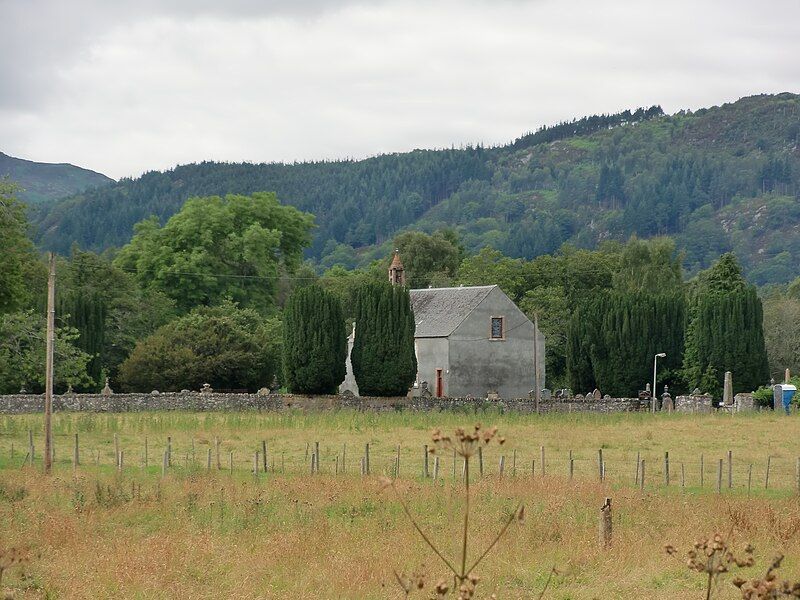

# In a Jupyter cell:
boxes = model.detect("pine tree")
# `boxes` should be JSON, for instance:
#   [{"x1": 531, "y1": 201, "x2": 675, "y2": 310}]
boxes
[
  {"x1": 282, "y1": 285, "x2": 347, "y2": 394},
  {"x1": 351, "y1": 281, "x2": 417, "y2": 396}
]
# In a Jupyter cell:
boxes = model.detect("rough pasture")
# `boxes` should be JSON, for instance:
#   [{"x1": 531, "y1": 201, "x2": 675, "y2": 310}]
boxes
[{"x1": 1, "y1": 410, "x2": 798, "y2": 599}]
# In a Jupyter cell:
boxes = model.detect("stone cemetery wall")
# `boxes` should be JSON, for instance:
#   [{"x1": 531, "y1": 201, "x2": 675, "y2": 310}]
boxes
[{"x1": 0, "y1": 391, "x2": 646, "y2": 415}]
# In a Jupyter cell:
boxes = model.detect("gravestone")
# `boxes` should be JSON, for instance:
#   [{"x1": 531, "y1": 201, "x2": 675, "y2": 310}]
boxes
[{"x1": 734, "y1": 393, "x2": 754, "y2": 412}]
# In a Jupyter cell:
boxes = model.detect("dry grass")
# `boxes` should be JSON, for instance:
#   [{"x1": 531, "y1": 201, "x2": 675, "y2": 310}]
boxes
[{"x1": 0, "y1": 410, "x2": 799, "y2": 598}]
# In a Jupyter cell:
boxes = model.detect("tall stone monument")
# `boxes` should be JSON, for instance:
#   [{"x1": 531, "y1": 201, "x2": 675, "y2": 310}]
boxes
[{"x1": 722, "y1": 371, "x2": 734, "y2": 406}]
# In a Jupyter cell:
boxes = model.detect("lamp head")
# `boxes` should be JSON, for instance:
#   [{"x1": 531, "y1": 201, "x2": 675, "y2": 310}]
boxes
[{"x1": 656, "y1": 352, "x2": 666, "y2": 358}]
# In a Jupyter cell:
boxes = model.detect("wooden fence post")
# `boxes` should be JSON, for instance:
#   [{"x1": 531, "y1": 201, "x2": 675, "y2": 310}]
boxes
[
  {"x1": 229, "y1": 451, "x2": 234, "y2": 476},
  {"x1": 634, "y1": 451, "x2": 640, "y2": 486},
  {"x1": 396, "y1": 445, "x2": 401, "y2": 478},
  {"x1": 664, "y1": 452, "x2": 670, "y2": 486},
  {"x1": 680, "y1": 463, "x2": 685, "y2": 489},
  {"x1": 540, "y1": 445, "x2": 545, "y2": 477},
  {"x1": 796, "y1": 457, "x2": 800, "y2": 494},
  {"x1": 700, "y1": 454, "x2": 704, "y2": 488},
  {"x1": 144, "y1": 436, "x2": 148, "y2": 469},
  {"x1": 342, "y1": 443, "x2": 346, "y2": 473},
  {"x1": 315, "y1": 441, "x2": 320, "y2": 474},
  {"x1": 117, "y1": 450, "x2": 124, "y2": 472},
  {"x1": 206, "y1": 448, "x2": 212, "y2": 471},
  {"x1": 499, "y1": 455, "x2": 505, "y2": 477},
  {"x1": 365, "y1": 443, "x2": 370, "y2": 475},
  {"x1": 599, "y1": 498, "x2": 612, "y2": 547},
  {"x1": 747, "y1": 464, "x2": 752, "y2": 495},
  {"x1": 512, "y1": 450, "x2": 517, "y2": 477},
  {"x1": 162, "y1": 450, "x2": 167, "y2": 477},
  {"x1": 598, "y1": 449, "x2": 604, "y2": 481},
  {"x1": 433, "y1": 456, "x2": 440, "y2": 481},
  {"x1": 727, "y1": 450, "x2": 733, "y2": 489},
  {"x1": 765, "y1": 456, "x2": 771, "y2": 490},
  {"x1": 215, "y1": 436, "x2": 221, "y2": 470},
  {"x1": 253, "y1": 452, "x2": 260, "y2": 478},
  {"x1": 167, "y1": 436, "x2": 172, "y2": 467},
  {"x1": 717, "y1": 458, "x2": 723, "y2": 494},
  {"x1": 114, "y1": 433, "x2": 119, "y2": 468},
  {"x1": 423, "y1": 445, "x2": 429, "y2": 478},
  {"x1": 640, "y1": 459, "x2": 645, "y2": 491},
  {"x1": 262, "y1": 440, "x2": 268, "y2": 473},
  {"x1": 73, "y1": 433, "x2": 79, "y2": 468},
  {"x1": 569, "y1": 450, "x2": 574, "y2": 480},
  {"x1": 28, "y1": 429, "x2": 34, "y2": 465},
  {"x1": 478, "y1": 446, "x2": 484, "y2": 477}
]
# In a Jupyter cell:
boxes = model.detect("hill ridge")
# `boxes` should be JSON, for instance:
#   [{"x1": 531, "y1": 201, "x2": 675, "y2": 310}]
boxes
[{"x1": 29, "y1": 92, "x2": 800, "y2": 285}]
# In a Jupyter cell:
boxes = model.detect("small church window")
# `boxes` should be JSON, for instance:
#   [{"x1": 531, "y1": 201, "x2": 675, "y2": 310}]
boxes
[{"x1": 490, "y1": 316, "x2": 504, "y2": 339}]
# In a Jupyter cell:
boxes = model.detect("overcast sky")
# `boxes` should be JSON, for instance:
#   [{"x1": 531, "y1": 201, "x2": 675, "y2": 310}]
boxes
[{"x1": 2, "y1": 0, "x2": 799, "y2": 180}]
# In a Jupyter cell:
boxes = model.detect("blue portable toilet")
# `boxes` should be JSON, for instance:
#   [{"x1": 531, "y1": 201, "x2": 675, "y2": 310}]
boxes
[{"x1": 773, "y1": 384, "x2": 797, "y2": 414}]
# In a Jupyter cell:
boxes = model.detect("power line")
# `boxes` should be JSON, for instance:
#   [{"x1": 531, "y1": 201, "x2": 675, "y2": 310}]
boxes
[{"x1": 116, "y1": 267, "x2": 319, "y2": 281}]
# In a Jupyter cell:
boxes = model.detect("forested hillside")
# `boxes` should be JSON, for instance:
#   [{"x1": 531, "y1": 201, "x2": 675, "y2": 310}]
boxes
[
  {"x1": 33, "y1": 93, "x2": 800, "y2": 283},
  {"x1": 0, "y1": 152, "x2": 113, "y2": 204}
]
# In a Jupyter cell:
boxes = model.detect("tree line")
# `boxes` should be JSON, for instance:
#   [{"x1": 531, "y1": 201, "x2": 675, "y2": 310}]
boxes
[{"x1": 0, "y1": 182, "x2": 782, "y2": 400}]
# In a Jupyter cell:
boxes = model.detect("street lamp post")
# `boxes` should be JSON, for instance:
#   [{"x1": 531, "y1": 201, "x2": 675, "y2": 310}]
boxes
[{"x1": 652, "y1": 353, "x2": 666, "y2": 413}]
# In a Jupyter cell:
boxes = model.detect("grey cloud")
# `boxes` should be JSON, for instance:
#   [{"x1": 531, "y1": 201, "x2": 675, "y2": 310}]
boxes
[{"x1": 1, "y1": 0, "x2": 799, "y2": 178}]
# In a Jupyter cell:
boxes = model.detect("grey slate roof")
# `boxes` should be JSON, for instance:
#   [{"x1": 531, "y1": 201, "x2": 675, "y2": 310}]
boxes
[{"x1": 410, "y1": 285, "x2": 496, "y2": 338}]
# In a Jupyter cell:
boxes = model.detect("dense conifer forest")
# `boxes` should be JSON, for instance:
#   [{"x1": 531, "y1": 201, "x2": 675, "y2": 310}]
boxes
[{"x1": 29, "y1": 93, "x2": 800, "y2": 284}]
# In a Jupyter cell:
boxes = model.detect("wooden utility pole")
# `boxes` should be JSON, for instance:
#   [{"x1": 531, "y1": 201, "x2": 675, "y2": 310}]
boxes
[
  {"x1": 533, "y1": 314, "x2": 541, "y2": 412},
  {"x1": 44, "y1": 252, "x2": 55, "y2": 474}
]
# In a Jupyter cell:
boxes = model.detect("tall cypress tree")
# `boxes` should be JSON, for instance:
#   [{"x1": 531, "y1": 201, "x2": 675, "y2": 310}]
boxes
[
  {"x1": 682, "y1": 253, "x2": 769, "y2": 396},
  {"x1": 567, "y1": 290, "x2": 685, "y2": 397},
  {"x1": 282, "y1": 285, "x2": 347, "y2": 394},
  {"x1": 58, "y1": 288, "x2": 107, "y2": 388},
  {"x1": 351, "y1": 281, "x2": 417, "y2": 396}
]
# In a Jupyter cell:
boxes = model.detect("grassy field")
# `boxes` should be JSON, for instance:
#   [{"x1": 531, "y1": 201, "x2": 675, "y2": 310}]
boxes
[{"x1": 1, "y1": 410, "x2": 800, "y2": 599}]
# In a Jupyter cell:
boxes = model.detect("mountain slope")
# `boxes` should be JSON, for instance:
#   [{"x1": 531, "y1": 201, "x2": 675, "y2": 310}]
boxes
[
  {"x1": 33, "y1": 93, "x2": 800, "y2": 284},
  {"x1": 0, "y1": 152, "x2": 113, "y2": 204}
]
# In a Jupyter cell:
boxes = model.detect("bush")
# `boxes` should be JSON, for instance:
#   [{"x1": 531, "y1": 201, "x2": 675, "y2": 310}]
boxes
[{"x1": 118, "y1": 301, "x2": 280, "y2": 391}]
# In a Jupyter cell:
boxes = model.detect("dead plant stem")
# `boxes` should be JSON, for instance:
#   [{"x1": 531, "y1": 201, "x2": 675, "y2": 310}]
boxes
[
  {"x1": 392, "y1": 484, "x2": 459, "y2": 578},
  {"x1": 467, "y1": 503, "x2": 521, "y2": 575}
]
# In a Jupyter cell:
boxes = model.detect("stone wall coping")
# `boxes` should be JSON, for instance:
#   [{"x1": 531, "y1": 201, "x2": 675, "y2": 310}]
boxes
[{"x1": 0, "y1": 391, "x2": 648, "y2": 414}]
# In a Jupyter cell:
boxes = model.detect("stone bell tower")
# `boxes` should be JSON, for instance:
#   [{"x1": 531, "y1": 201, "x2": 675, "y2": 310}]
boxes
[{"x1": 389, "y1": 249, "x2": 406, "y2": 286}]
